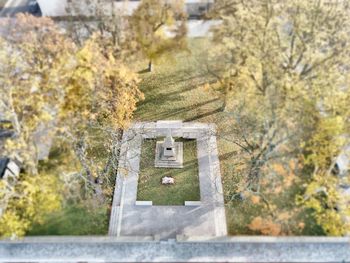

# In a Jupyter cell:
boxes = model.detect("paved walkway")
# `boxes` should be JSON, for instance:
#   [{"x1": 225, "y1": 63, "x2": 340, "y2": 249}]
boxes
[{"x1": 109, "y1": 121, "x2": 227, "y2": 239}]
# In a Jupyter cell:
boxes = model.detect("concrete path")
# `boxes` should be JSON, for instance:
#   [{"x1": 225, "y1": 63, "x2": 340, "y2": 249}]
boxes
[{"x1": 108, "y1": 121, "x2": 227, "y2": 239}]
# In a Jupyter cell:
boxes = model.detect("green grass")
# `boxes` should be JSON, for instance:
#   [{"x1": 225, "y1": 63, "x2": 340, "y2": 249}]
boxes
[
  {"x1": 27, "y1": 204, "x2": 109, "y2": 236},
  {"x1": 135, "y1": 38, "x2": 222, "y2": 122},
  {"x1": 137, "y1": 138, "x2": 200, "y2": 205}
]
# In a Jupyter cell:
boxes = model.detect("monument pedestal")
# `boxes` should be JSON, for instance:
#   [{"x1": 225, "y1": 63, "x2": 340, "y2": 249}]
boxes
[{"x1": 155, "y1": 141, "x2": 183, "y2": 168}]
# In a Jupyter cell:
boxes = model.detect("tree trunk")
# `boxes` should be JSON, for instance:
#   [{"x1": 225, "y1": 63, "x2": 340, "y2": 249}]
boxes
[
  {"x1": 148, "y1": 60, "x2": 153, "y2": 72},
  {"x1": 220, "y1": 96, "x2": 227, "y2": 111},
  {"x1": 76, "y1": 138, "x2": 104, "y2": 203}
]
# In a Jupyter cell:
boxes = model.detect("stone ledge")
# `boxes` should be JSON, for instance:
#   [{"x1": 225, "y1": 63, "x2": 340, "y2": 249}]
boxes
[
  {"x1": 156, "y1": 120, "x2": 183, "y2": 137},
  {"x1": 184, "y1": 201, "x2": 201, "y2": 206},
  {"x1": 135, "y1": 201, "x2": 153, "y2": 206},
  {"x1": 2, "y1": 238, "x2": 350, "y2": 263}
]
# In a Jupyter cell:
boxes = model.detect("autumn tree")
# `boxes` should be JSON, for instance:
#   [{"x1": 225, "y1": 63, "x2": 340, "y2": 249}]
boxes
[
  {"x1": 130, "y1": 0, "x2": 188, "y2": 71},
  {"x1": 207, "y1": 0, "x2": 350, "y2": 233},
  {"x1": 59, "y1": 33, "x2": 144, "y2": 202},
  {"x1": 0, "y1": 14, "x2": 75, "y2": 238},
  {"x1": 0, "y1": 14, "x2": 75, "y2": 173},
  {"x1": 64, "y1": 2, "x2": 144, "y2": 200},
  {"x1": 0, "y1": 14, "x2": 144, "y2": 236},
  {"x1": 297, "y1": 116, "x2": 350, "y2": 235},
  {"x1": 0, "y1": 173, "x2": 61, "y2": 238},
  {"x1": 65, "y1": 0, "x2": 137, "y2": 61},
  {"x1": 207, "y1": 0, "x2": 350, "y2": 111}
]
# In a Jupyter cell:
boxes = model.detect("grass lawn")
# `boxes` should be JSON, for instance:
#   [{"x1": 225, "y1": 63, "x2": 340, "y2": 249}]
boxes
[
  {"x1": 27, "y1": 204, "x2": 109, "y2": 236},
  {"x1": 137, "y1": 138, "x2": 200, "y2": 205}
]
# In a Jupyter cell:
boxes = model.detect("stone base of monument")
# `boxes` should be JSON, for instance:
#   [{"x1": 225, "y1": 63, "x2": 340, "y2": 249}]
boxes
[{"x1": 155, "y1": 141, "x2": 183, "y2": 168}]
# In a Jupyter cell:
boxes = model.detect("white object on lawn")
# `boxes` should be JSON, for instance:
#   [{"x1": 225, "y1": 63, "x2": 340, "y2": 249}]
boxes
[{"x1": 162, "y1": 177, "x2": 175, "y2": 185}]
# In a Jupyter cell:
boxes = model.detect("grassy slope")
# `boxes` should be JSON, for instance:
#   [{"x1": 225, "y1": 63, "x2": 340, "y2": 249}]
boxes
[{"x1": 137, "y1": 138, "x2": 200, "y2": 205}]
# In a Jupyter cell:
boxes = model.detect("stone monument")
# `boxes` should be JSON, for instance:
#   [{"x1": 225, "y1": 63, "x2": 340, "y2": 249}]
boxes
[{"x1": 155, "y1": 130, "x2": 183, "y2": 168}]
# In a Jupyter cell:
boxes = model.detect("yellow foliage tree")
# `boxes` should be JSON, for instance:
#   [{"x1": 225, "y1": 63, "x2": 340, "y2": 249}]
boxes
[
  {"x1": 208, "y1": 0, "x2": 350, "y2": 234},
  {"x1": 60, "y1": 34, "x2": 144, "y2": 201},
  {"x1": 0, "y1": 174, "x2": 61, "y2": 238},
  {"x1": 297, "y1": 117, "x2": 350, "y2": 235},
  {"x1": 0, "y1": 14, "x2": 74, "y2": 238},
  {"x1": 0, "y1": 14, "x2": 75, "y2": 174},
  {"x1": 0, "y1": 14, "x2": 144, "y2": 237},
  {"x1": 130, "y1": 0, "x2": 188, "y2": 71}
]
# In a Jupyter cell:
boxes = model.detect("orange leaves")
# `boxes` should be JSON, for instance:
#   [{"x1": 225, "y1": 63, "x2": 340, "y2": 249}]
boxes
[
  {"x1": 284, "y1": 173, "x2": 295, "y2": 188},
  {"x1": 276, "y1": 211, "x2": 292, "y2": 221},
  {"x1": 250, "y1": 195, "x2": 261, "y2": 204},
  {"x1": 270, "y1": 159, "x2": 299, "y2": 190},
  {"x1": 248, "y1": 216, "x2": 282, "y2": 236},
  {"x1": 273, "y1": 186, "x2": 282, "y2": 194},
  {"x1": 272, "y1": 163, "x2": 288, "y2": 177},
  {"x1": 63, "y1": 34, "x2": 144, "y2": 131},
  {"x1": 298, "y1": 222, "x2": 305, "y2": 230}
]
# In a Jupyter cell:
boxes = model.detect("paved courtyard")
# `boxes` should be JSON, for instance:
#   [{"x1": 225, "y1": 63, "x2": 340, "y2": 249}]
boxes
[{"x1": 109, "y1": 121, "x2": 227, "y2": 239}]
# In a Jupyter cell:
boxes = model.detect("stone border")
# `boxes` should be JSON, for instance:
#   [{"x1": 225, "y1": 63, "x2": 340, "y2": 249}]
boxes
[{"x1": 108, "y1": 120, "x2": 228, "y2": 238}]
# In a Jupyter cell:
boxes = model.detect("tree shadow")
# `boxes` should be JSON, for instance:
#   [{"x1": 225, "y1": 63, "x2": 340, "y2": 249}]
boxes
[
  {"x1": 219, "y1": 151, "x2": 237, "y2": 161},
  {"x1": 141, "y1": 70, "x2": 209, "y2": 93},
  {"x1": 185, "y1": 107, "x2": 223, "y2": 122},
  {"x1": 146, "y1": 98, "x2": 221, "y2": 120},
  {"x1": 138, "y1": 68, "x2": 150, "y2": 74}
]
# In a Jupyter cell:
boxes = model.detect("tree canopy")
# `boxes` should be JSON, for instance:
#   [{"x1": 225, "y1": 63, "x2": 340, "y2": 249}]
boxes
[
  {"x1": 208, "y1": 0, "x2": 350, "y2": 234},
  {"x1": 0, "y1": 14, "x2": 144, "y2": 237}
]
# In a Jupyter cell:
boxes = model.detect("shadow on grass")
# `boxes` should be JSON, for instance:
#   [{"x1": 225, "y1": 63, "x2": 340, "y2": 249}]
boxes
[
  {"x1": 185, "y1": 107, "x2": 223, "y2": 122},
  {"x1": 141, "y1": 70, "x2": 209, "y2": 91},
  {"x1": 145, "y1": 98, "x2": 221, "y2": 121},
  {"x1": 140, "y1": 79, "x2": 207, "y2": 107},
  {"x1": 219, "y1": 151, "x2": 238, "y2": 161},
  {"x1": 138, "y1": 68, "x2": 151, "y2": 74}
]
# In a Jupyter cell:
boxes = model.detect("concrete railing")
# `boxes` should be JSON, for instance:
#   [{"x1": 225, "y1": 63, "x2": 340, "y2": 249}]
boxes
[{"x1": 1, "y1": 236, "x2": 350, "y2": 262}]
